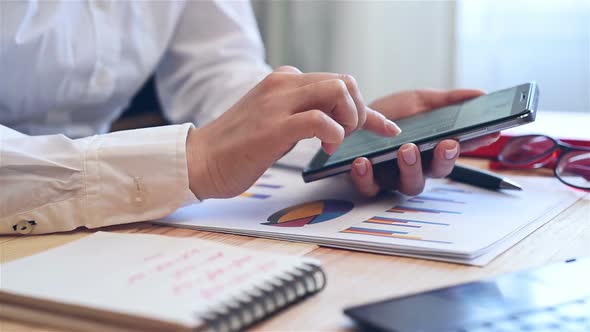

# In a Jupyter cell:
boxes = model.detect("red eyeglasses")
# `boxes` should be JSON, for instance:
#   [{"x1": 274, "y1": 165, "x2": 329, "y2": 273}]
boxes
[{"x1": 497, "y1": 135, "x2": 590, "y2": 190}]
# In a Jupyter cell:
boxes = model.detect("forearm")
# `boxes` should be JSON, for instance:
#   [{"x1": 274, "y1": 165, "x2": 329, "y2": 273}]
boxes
[{"x1": 0, "y1": 124, "x2": 197, "y2": 235}]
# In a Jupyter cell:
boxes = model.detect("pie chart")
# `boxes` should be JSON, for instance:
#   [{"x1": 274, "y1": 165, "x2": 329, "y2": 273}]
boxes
[{"x1": 262, "y1": 200, "x2": 354, "y2": 227}]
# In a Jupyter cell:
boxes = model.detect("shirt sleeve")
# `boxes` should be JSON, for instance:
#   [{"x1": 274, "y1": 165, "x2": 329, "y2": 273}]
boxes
[
  {"x1": 0, "y1": 123, "x2": 197, "y2": 235},
  {"x1": 155, "y1": 0, "x2": 272, "y2": 126}
]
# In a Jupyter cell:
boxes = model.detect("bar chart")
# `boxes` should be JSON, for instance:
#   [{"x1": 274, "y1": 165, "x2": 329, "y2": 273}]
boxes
[{"x1": 341, "y1": 185, "x2": 474, "y2": 244}]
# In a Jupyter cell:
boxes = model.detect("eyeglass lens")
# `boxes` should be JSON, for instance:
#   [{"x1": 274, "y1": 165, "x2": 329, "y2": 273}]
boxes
[
  {"x1": 556, "y1": 151, "x2": 590, "y2": 188},
  {"x1": 500, "y1": 136, "x2": 556, "y2": 166}
]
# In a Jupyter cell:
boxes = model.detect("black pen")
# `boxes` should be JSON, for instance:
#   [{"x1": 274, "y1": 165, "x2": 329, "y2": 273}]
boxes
[{"x1": 448, "y1": 164, "x2": 522, "y2": 191}]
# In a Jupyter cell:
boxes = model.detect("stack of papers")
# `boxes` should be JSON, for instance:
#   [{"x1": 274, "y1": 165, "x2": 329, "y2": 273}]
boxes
[{"x1": 156, "y1": 167, "x2": 584, "y2": 266}]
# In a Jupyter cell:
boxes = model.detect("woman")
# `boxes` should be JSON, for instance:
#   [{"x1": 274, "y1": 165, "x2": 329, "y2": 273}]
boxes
[{"x1": 0, "y1": 1, "x2": 496, "y2": 235}]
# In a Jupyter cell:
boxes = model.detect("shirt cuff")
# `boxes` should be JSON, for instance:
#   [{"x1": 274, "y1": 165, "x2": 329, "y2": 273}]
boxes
[{"x1": 84, "y1": 123, "x2": 198, "y2": 229}]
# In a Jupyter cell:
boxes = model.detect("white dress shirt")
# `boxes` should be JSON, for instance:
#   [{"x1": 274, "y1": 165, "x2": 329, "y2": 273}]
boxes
[{"x1": 0, "y1": 0, "x2": 273, "y2": 235}]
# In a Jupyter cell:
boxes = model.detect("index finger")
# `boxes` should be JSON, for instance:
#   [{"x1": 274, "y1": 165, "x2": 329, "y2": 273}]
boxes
[
  {"x1": 362, "y1": 108, "x2": 402, "y2": 137},
  {"x1": 277, "y1": 72, "x2": 368, "y2": 129},
  {"x1": 286, "y1": 79, "x2": 359, "y2": 135}
]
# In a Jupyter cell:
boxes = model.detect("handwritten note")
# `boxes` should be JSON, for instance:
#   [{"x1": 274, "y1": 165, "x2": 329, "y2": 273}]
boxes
[{"x1": 1, "y1": 232, "x2": 314, "y2": 327}]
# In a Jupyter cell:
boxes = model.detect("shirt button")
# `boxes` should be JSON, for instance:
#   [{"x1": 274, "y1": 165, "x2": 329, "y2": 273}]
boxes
[
  {"x1": 132, "y1": 177, "x2": 146, "y2": 207},
  {"x1": 91, "y1": 67, "x2": 114, "y2": 90},
  {"x1": 92, "y1": 0, "x2": 110, "y2": 12},
  {"x1": 13, "y1": 220, "x2": 36, "y2": 235}
]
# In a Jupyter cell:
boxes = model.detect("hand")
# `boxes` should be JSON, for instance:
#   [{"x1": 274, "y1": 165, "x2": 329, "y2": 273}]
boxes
[
  {"x1": 350, "y1": 89, "x2": 501, "y2": 196},
  {"x1": 186, "y1": 66, "x2": 401, "y2": 200}
]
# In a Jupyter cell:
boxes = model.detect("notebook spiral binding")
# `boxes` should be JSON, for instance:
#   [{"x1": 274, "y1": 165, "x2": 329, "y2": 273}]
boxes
[{"x1": 201, "y1": 262, "x2": 326, "y2": 332}]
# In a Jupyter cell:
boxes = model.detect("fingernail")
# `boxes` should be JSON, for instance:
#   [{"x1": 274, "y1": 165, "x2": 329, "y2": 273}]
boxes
[
  {"x1": 354, "y1": 159, "x2": 367, "y2": 176},
  {"x1": 444, "y1": 145, "x2": 458, "y2": 160},
  {"x1": 401, "y1": 146, "x2": 417, "y2": 165},
  {"x1": 386, "y1": 120, "x2": 402, "y2": 135}
]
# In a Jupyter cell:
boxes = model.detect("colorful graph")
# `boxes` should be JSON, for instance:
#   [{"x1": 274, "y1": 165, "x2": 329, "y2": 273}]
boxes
[
  {"x1": 431, "y1": 186, "x2": 472, "y2": 194},
  {"x1": 341, "y1": 227, "x2": 452, "y2": 244},
  {"x1": 239, "y1": 192, "x2": 271, "y2": 199},
  {"x1": 364, "y1": 216, "x2": 449, "y2": 227},
  {"x1": 408, "y1": 195, "x2": 465, "y2": 204},
  {"x1": 342, "y1": 187, "x2": 470, "y2": 244},
  {"x1": 253, "y1": 183, "x2": 283, "y2": 189},
  {"x1": 388, "y1": 205, "x2": 462, "y2": 214},
  {"x1": 239, "y1": 175, "x2": 282, "y2": 199},
  {"x1": 262, "y1": 200, "x2": 354, "y2": 227}
]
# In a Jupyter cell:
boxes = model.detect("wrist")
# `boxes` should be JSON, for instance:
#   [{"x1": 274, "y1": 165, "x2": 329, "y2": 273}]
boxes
[{"x1": 186, "y1": 127, "x2": 215, "y2": 200}]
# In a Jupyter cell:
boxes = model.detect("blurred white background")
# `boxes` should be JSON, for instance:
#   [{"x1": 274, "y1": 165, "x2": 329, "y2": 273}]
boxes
[{"x1": 253, "y1": 0, "x2": 590, "y2": 112}]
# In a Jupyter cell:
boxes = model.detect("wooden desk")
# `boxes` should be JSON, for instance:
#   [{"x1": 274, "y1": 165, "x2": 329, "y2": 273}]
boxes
[{"x1": 1, "y1": 159, "x2": 588, "y2": 331}]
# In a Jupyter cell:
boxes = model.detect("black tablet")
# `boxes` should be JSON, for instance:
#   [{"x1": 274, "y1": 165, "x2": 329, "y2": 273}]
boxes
[{"x1": 303, "y1": 82, "x2": 539, "y2": 182}]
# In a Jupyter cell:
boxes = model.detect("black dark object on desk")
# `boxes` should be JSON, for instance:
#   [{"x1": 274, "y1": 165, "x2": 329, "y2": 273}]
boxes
[
  {"x1": 448, "y1": 164, "x2": 522, "y2": 191},
  {"x1": 345, "y1": 258, "x2": 590, "y2": 332}
]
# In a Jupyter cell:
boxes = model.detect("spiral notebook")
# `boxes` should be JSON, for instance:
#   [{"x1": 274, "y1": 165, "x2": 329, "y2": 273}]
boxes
[{"x1": 0, "y1": 232, "x2": 325, "y2": 332}]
